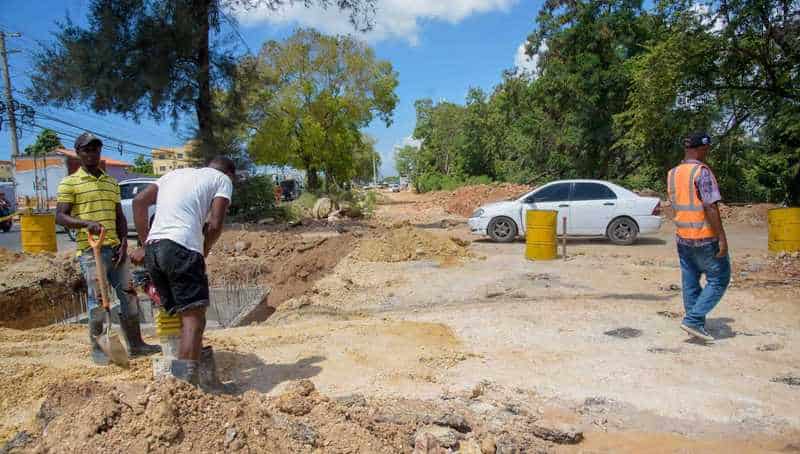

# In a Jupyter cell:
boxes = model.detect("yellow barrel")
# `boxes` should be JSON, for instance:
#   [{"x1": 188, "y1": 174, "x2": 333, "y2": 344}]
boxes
[
  {"x1": 20, "y1": 213, "x2": 57, "y2": 253},
  {"x1": 525, "y1": 210, "x2": 558, "y2": 260},
  {"x1": 155, "y1": 308, "x2": 182, "y2": 337},
  {"x1": 768, "y1": 207, "x2": 800, "y2": 253}
]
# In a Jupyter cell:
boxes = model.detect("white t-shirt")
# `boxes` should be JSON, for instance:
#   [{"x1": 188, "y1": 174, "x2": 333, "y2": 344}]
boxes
[{"x1": 147, "y1": 167, "x2": 233, "y2": 254}]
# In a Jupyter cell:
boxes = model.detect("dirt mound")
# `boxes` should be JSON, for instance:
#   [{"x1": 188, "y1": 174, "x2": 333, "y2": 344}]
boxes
[
  {"x1": 719, "y1": 203, "x2": 775, "y2": 226},
  {"x1": 20, "y1": 379, "x2": 553, "y2": 453},
  {"x1": 733, "y1": 252, "x2": 800, "y2": 289},
  {"x1": 444, "y1": 183, "x2": 531, "y2": 218},
  {"x1": 0, "y1": 252, "x2": 83, "y2": 329},
  {"x1": 205, "y1": 230, "x2": 357, "y2": 322},
  {"x1": 353, "y1": 225, "x2": 472, "y2": 264}
]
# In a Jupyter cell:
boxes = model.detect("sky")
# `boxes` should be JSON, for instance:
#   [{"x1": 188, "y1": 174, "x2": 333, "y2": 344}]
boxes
[{"x1": 0, "y1": 0, "x2": 542, "y2": 177}]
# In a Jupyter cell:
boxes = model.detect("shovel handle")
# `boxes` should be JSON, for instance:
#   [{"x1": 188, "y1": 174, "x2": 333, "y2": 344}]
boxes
[{"x1": 88, "y1": 228, "x2": 112, "y2": 311}]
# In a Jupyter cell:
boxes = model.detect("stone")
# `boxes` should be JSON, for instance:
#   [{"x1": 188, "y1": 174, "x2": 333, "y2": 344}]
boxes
[
  {"x1": 458, "y1": 438, "x2": 482, "y2": 454},
  {"x1": 257, "y1": 217, "x2": 276, "y2": 225},
  {"x1": 224, "y1": 427, "x2": 238, "y2": 446},
  {"x1": 415, "y1": 425, "x2": 460, "y2": 449},
  {"x1": 313, "y1": 198, "x2": 337, "y2": 219},
  {"x1": 234, "y1": 241, "x2": 252, "y2": 253},
  {"x1": 485, "y1": 286, "x2": 505, "y2": 298},
  {"x1": 413, "y1": 432, "x2": 446, "y2": 454},
  {"x1": 434, "y1": 413, "x2": 471, "y2": 433},
  {"x1": 480, "y1": 435, "x2": 496, "y2": 454},
  {"x1": 756, "y1": 343, "x2": 783, "y2": 352}
]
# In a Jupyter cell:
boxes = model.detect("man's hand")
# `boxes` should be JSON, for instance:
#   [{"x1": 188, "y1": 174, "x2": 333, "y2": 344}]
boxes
[
  {"x1": 113, "y1": 242, "x2": 128, "y2": 267},
  {"x1": 129, "y1": 247, "x2": 146, "y2": 266},
  {"x1": 85, "y1": 221, "x2": 103, "y2": 235},
  {"x1": 716, "y1": 237, "x2": 729, "y2": 258}
]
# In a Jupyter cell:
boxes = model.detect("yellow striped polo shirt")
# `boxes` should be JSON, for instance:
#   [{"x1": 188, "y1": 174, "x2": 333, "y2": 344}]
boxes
[{"x1": 57, "y1": 167, "x2": 121, "y2": 252}]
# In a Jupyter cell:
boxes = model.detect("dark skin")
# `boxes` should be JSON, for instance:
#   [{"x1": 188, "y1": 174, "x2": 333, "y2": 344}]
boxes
[
  {"x1": 685, "y1": 144, "x2": 728, "y2": 258},
  {"x1": 129, "y1": 164, "x2": 233, "y2": 361},
  {"x1": 55, "y1": 142, "x2": 129, "y2": 266}
]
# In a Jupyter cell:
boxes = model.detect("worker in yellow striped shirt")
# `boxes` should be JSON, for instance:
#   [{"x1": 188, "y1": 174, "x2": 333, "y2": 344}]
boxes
[{"x1": 56, "y1": 132, "x2": 160, "y2": 365}]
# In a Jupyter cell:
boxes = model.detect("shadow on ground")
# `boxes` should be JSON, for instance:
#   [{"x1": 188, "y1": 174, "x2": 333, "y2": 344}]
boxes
[{"x1": 214, "y1": 351, "x2": 325, "y2": 394}]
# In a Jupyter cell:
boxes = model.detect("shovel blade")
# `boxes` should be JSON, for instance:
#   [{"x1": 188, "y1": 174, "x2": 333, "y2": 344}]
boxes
[{"x1": 95, "y1": 333, "x2": 129, "y2": 368}]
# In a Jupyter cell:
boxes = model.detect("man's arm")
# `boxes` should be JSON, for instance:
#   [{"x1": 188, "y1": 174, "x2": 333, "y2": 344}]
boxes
[
  {"x1": 113, "y1": 203, "x2": 129, "y2": 266},
  {"x1": 704, "y1": 203, "x2": 728, "y2": 258},
  {"x1": 203, "y1": 197, "x2": 230, "y2": 257},
  {"x1": 133, "y1": 184, "x2": 158, "y2": 243},
  {"x1": 55, "y1": 202, "x2": 102, "y2": 234}
]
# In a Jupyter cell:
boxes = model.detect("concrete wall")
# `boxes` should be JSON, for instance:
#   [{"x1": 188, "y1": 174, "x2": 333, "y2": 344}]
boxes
[{"x1": 14, "y1": 166, "x2": 68, "y2": 199}]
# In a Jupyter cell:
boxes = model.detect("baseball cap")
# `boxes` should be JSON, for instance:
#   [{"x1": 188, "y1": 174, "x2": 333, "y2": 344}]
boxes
[
  {"x1": 74, "y1": 132, "x2": 103, "y2": 150},
  {"x1": 686, "y1": 132, "x2": 711, "y2": 148}
]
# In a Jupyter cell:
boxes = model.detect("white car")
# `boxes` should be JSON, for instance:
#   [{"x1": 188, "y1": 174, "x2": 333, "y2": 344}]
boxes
[
  {"x1": 468, "y1": 180, "x2": 662, "y2": 245},
  {"x1": 120, "y1": 178, "x2": 157, "y2": 235}
]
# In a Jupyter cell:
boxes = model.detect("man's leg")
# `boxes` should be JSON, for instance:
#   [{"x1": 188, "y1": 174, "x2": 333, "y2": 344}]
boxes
[
  {"x1": 686, "y1": 242, "x2": 731, "y2": 328},
  {"x1": 107, "y1": 251, "x2": 161, "y2": 357},
  {"x1": 678, "y1": 243, "x2": 703, "y2": 326},
  {"x1": 78, "y1": 251, "x2": 108, "y2": 365},
  {"x1": 178, "y1": 307, "x2": 207, "y2": 360}
]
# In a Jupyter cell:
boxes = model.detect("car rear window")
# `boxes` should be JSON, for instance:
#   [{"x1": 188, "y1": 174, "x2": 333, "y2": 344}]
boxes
[
  {"x1": 120, "y1": 183, "x2": 153, "y2": 200},
  {"x1": 571, "y1": 183, "x2": 617, "y2": 201}
]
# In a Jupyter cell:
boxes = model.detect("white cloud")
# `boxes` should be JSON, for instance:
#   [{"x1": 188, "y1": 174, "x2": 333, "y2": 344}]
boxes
[
  {"x1": 690, "y1": 2, "x2": 725, "y2": 32},
  {"x1": 234, "y1": 0, "x2": 519, "y2": 45},
  {"x1": 395, "y1": 135, "x2": 421, "y2": 149},
  {"x1": 514, "y1": 40, "x2": 546, "y2": 77}
]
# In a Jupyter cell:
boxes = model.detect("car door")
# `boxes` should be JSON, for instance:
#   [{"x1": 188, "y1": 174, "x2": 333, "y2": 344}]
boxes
[
  {"x1": 520, "y1": 182, "x2": 573, "y2": 235},
  {"x1": 568, "y1": 182, "x2": 618, "y2": 235}
]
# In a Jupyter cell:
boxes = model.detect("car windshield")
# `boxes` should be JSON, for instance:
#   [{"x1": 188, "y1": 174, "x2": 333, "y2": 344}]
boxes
[{"x1": 120, "y1": 182, "x2": 153, "y2": 200}]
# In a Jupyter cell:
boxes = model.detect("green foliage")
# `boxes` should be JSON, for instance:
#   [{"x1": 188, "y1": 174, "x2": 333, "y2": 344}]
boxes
[
  {"x1": 130, "y1": 156, "x2": 155, "y2": 176},
  {"x1": 24, "y1": 129, "x2": 62, "y2": 156},
  {"x1": 228, "y1": 175, "x2": 277, "y2": 222},
  {"x1": 244, "y1": 29, "x2": 398, "y2": 191}
]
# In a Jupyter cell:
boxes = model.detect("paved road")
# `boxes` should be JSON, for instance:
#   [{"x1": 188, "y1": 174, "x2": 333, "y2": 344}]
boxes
[{"x1": 0, "y1": 223, "x2": 78, "y2": 253}]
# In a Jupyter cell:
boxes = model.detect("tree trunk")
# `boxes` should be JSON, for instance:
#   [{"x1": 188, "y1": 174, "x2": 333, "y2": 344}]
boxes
[
  {"x1": 194, "y1": 0, "x2": 215, "y2": 162},
  {"x1": 307, "y1": 166, "x2": 319, "y2": 192},
  {"x1": 789, "y1": 162, "x2": 800, "y2": 207}
]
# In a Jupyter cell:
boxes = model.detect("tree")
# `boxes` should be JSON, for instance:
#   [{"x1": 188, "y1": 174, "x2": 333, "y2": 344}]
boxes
[
  {"x1": 30, "y1": 0, "x2": 376, "y2": 161},
  {"x1": 245, "y1": 29, "x2": 398, "y2": 191},
  {"x1": 130, "y1": 155, "x2": 155, "y2": 175},
  {"x1": 24, "y1": 129, "x2": 62, "y2": 156}
]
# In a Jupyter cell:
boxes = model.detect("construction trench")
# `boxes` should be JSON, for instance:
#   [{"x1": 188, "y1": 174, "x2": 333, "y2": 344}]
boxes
[{"x1": 1, "y1": 188, "x2": 799, "y2": 453}]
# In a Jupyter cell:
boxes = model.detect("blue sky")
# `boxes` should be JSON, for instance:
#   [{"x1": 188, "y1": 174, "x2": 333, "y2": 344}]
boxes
[{"x1": 0, "y1": 0, "x2": 541, "y2": 176}]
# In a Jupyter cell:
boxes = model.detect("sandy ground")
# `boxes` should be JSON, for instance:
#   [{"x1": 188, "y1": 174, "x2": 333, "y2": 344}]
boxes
[{"x1": 1, "y1": 189, "x2": 798, "y2": 452}]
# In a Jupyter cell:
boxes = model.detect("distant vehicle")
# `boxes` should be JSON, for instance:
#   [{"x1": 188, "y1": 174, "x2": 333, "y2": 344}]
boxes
[
  {"x1": 390, "y1": 183, "x2": 401, "y2": 193},
  {"x1": 0, "y1": 183, "x2": 15, "y2": 233},
  {"x1": 468, "y1": 179, "x2": 662, "y2": 245},
  {"x1": 280, "y1": 179, "x2": 302, "y2": 201},
  {"x1": 120, "y1": 178, "x2": 157, "y2": 235}
]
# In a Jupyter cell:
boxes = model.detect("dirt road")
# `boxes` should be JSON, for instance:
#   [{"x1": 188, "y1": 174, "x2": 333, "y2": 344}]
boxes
[{"x1": 1, "y1": 189, "x2": 798, "y2": 452}]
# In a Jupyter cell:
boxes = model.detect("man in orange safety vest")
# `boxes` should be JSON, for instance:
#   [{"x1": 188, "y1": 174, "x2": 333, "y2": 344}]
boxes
[{"x1": 668, "y1": 132, "x2": 731, "y2": 342}]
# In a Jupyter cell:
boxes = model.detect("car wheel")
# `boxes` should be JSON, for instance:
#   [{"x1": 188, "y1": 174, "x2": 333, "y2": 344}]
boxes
[
  {"x1": 607, "y1": 217, "x2": 639, "y2": 245},
  {"x1": 487, "y1": 216, "x2": 518, "y2": 243}
]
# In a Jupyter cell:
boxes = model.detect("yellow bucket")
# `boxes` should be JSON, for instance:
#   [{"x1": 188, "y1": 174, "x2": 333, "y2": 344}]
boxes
[
  {"x1": 768, "y1": 207, "x2": 800, "y2": 253},
  {"x1": 20, "y1": 213, "x2": 57, "y2": 253},
  {"x1": 525, "y1": 210, "x2": 558, "y2": 260},
  {"x1": 155, "y1": 308, "x2": 182, "y2": 337}
]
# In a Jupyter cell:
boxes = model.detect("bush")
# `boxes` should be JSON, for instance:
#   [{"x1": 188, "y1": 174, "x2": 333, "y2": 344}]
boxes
[{"x1": 228, "y1": 175, "x2": 277, "y2": 222}]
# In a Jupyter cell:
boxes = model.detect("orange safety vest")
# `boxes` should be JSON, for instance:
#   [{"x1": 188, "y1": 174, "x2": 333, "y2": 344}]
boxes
[{"x1": 668, "y1": 163, "x2": 716, "y2": 240}]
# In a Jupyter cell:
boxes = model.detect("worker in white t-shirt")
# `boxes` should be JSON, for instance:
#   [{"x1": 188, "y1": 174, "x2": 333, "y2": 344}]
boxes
[{"x1": 129, "y1": 156, "x2": 235, "y2": 384}]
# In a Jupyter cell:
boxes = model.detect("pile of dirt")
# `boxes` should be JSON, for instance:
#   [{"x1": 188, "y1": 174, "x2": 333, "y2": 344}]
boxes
[
  {"x1": 0, "y1": 251, "x2": 83, "y2": 329},
  {"x1": 18, "y1": 378, "x2": 555, "y2": 453},
  {"x1": 353, "y1": 225, "x2": 472, "y2": 265},
  {"x1": 205, "y1": 230, "x2": 357, "y2": 322},
  {"x1": 443, "y1": 183, "x2": 531, "y2": 218},
  {"x1": 719, "y1": 203, "x2": 775, "y2": 226},
  {"x1": 734, "y1": 252, "x2": 800, "y2": 289}
]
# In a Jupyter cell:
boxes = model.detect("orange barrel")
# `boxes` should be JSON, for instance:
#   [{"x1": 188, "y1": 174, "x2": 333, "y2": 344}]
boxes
[
  {"x1": 525, "y1": 210, "x2": 558, "y2": 260},
  {"x1": 768, "y1": 207, "x2": 800, "y2": 253},
  {"x1": 20, "y1": 213, "x2": 57, "y2": 253}
]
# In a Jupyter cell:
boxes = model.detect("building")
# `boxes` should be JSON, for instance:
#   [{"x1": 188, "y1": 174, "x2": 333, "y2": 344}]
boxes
[
  {"x1": 13, "y1": 148, "x2": 133, "y2": 202},
  {"x1": 0, "y1": 160, "x2": 12, "y2": 182},
  {"x1": 152, "y1": 140, "x2": 200, "y2": 175}
]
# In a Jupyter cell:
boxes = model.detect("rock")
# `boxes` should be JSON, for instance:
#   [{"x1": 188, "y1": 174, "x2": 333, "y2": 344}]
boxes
[
  {"x1": 756, "y1": 343, "x2": 783, "y2": 352},
  {"x1": 434, "y1": 413, "x2": 471, "y2": 433},
  {"x1": 224, "y1": 427, "x2": 238, "y2": 446},
  {"x1": 234, "y1": 241, "x2": 252, "y2": 253},
  {"x1": 458, "y1": 438, "x2": 482, "y2": 454},
  {"x1": 257, "y1": 217, "x2": 275, "y2": 225},
  {"x1": 290, "y1": 421, "x2": 318, "y2": 446},
  {"x1": 313, "y1": 198, "x2": 337, "y2": 219},
  {"x1": 531, "y1": 421, "x2": 583, "y2": 444},
  {"x1": 287, "y1": 379, "x2": 316, "y2": 397},
  {"x1": 480, "y1": 435, "x2": 496, "y2": 454},
  {"x1": 415, "y1": 425, "x2": 460, "y2": 449}
]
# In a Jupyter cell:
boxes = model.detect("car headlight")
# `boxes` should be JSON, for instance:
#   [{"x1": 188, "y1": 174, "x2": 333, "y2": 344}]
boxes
[{"x1": 471, "y1": 208, "x2": 485, "y2": 218}]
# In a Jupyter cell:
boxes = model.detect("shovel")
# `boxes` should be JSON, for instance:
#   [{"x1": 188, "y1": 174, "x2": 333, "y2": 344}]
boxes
[{"x1": 88, "y1": 228, "x2": 129, "y2": 368}]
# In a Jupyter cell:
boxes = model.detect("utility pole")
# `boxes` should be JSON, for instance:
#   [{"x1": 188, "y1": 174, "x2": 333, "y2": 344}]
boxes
[{"x1": 0, "y1": 31, "x2": 21, "y2": 159}]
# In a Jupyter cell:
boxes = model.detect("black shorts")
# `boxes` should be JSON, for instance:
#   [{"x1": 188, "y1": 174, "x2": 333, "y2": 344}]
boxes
[{"x1": 144, "y1": 239, "x2": 210, "y2": 315}]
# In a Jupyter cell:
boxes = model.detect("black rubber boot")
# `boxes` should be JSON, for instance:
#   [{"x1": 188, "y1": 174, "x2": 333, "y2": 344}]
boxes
[
  {"x1": 170, "y1": 359, "x2": 199, "y2": 385},
  {"x1": 120, "y1": 315, "x2": 162, "y2": 357},
  {"x1": 88, "y1": 309, "x2": 110, "y2": 366}
]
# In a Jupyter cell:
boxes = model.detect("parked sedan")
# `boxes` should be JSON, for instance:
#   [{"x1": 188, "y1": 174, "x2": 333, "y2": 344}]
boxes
[
  {"x1": 120, "y1": 178, "x2": 157, "y2": 235},
  {"x1": 468, "y1": 180, "x2": 662, "y2": 245}
]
